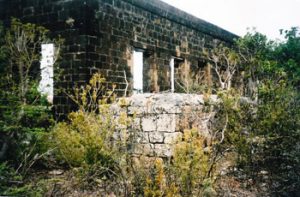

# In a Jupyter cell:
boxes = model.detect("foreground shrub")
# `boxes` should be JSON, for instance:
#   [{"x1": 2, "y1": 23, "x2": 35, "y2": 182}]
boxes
[
  {"x1": 0, "y1": 18, "x2": 62, "y2": 168},
  {"x1": 215, "y1": 81, "x2": 300, "y2": 195},
  {"x1": 144, "y1": 159, "x2": 179, "y2": 197},
  {"x1": 132, "y1": 130, "x2": 217, "y2": 197},
  {"x1": 254, "y1": 81, "x2": 300, "y2": 194},
  {"x1": 49, "y1": 73, "x2": 131, "y2": 194},
  {"x1": 169, "y1": 129, "x2": 216, "y2": 196},
  {"x1": 0, "y1": 162, "x2": 43, "y2": 196},
  {"x1": 52, "y1": 108, "x2": 118, "y2": 167}
]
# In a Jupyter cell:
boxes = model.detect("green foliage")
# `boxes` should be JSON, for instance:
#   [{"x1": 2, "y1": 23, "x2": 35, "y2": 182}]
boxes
[
  {"x1": 215, "y1": 30, "x2": 300, "y2": 195},
  {"x1": 275, "y1": 27, "x2": 300, "y2": 85},
  {"x1": 170, "y1": 129, "x2": 215, "y2": 196},
  {"x1": 52, "y1": 110, "x2": 117, "y2": 167},
  {"x1": 50, "y1": 73, "x2": 130, "y2": 191},
  {"x1": 225, "y1": 81, "x2": 300, "y2": 194},
  {"x1": 143, "y1": 159, "x2": 179, "y2": 197},
  {"x1": 0, "y1": 162, "x2": 22, "y2": 194},
  {"x1": 240, "y1": 30, "x2": 300, "y2": 194},
  {"x1": 236, "y1": 28, "x2": 300, "y2": 89},
  {"x1": 175, "y1": 71, "x2": 207, "y2": 94},
  {"x1": 0, "y1": 18, "x2": 63, "y2": 196},
  {"x1": 139, "y1": 130, "x2": 216, "y2": 197},
  {"x1": 254, "y1": 81, "x2": 300, "y2": 193},
  {"x1": 67, "y1": 73, "x2": 116, "y2": 113},
  {"x1": 4, "y1": 18, "x2": 49, "y2": 104},
  {"x1": 0, "y1": 19, "x2": 59, "y2": 167},
  {"x1": 236, "y1": 29, "x2": 273, "y2": 60},
  {"x1": 0, "y1": 18, "x2": 62, "y2": 197},
  {"x1": 0, "y1": 162, "x2": 43, "y2": 196},
  {"x1": 215, "y1": 90, "x2": 254, "y2": 168}
]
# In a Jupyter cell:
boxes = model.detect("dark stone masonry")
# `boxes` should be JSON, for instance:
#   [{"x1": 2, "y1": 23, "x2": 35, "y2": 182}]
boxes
[{"x1": 0, "y1": 0, "x2": 238, "y2": 117}]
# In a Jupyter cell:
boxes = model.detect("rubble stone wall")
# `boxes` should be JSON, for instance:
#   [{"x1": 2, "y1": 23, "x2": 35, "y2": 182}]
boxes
[{"x1": 112, "y1": 93, "x2": 217, "y2": 157}]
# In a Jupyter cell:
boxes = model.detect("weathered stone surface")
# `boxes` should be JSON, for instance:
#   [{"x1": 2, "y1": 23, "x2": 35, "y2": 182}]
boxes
[
  {"x1": 141, "y1": 116, "x2": 157, "y2": 131},
  {"x1": 110, "y1": 103, "x2": 123, "y2": 115},
  {"x1": 154, "y1": 144, "x2": 173, "y2": 157},
  {"x1": 149, "y1": 132, "x2": 164, "y2": 143},
  {"x1": 119, "y1": 93, "x2": 216, "y2": 157},
  {"x1": 175, "y1": 114, "x2": 190, "y2": 131},
  {"x1": 132, "y1": 144, "x2": 154, "y2": 156},
  {"x1": 131, "y1": 117, "x2": 141, "y2": 130},
  {"x1": 129, "y1": 94, "x2": 152, "y2": 106},
  {"x1": 164, "y1": 132, "x2": 183, "y2": 144},
  {"x1": 113, "y1": 130, "x2": 128, "y2": 141},
  {"x1": 157, "y1": 114, "x2": 176, "y2": 132},
  {"x1": 135, "y1": 132, "x2": 149, "y2": 144},
  {"x1": 128, "y1": 106, "x2": 147, "y2": 115}
]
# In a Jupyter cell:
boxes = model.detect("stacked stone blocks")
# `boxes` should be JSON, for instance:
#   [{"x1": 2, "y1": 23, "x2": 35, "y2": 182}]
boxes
[
  {"x1": 0, "y1": 0, "x2": 236, "y2": 117},
  {"x1": 112, "y1": 93, "x2": 217, "y2": 158}
]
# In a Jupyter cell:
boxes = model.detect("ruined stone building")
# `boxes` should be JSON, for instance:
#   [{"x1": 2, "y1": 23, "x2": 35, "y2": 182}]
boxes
[{"x1": 0, "y1": 0, "x2": 237, "y2": 116}]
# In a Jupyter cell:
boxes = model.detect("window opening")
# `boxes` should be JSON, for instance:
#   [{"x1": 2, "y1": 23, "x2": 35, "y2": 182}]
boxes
[
  {"x1": 170, "y1": 58, "x2": 175, "y2": 93},
  {"x1": 170, "y1": 57, "x2": 184, "y2": 93},
  {"x1": 133, "y1": 50, "x2": 144, "y2": 94},
  {"x1": 39, "y1": 43, "x2": 54, "y2": 103}
]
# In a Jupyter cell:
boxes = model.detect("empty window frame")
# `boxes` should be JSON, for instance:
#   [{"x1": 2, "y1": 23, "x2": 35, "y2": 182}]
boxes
[
  {"x1": 170, "y1": 57, "x2": 184, "y2": 93},
  {"x1": 133, "y1": 49, "x2": 144, "y2": 94},
  {"x1": 39, "y1": 43, "x2": 54, "y2": 103}
]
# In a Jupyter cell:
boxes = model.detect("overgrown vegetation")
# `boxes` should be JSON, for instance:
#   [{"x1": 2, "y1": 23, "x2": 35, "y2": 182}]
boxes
[
  {"x1": 0, "y1": 18, "x2": 299, "y2": 196},
  {"x1": 49, "y1": 73, "x2": 132, "y2": 194},
  {"x1": 212, "y1": 29, "x2": 300, "y2": 195},
  {"x1": 0, "y1": 18, "x2": 61, "y2": 196},
  {"x1": 141, "y1": 130, "x2": 216, "y2": 196}
]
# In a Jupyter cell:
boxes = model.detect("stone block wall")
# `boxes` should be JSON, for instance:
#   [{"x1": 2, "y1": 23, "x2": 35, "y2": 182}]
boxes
[
  {"x1": 0, "y1": 0, "x2": 237, "y2": 117},
  {"x1": 112, "y1": 93, "x2": 217, "y2": 158},
  {"x1": 1, "y1": 0, "x2": 95, "y2": 116},
  {"x1": 89, "y1": 0, "x2": 237, "y2": 93}
]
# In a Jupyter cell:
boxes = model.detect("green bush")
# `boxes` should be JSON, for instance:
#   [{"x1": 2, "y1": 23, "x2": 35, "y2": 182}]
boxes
[
  {"x1": 52, "y1": 109, "x2": 118, "y2": 167},
  {"x1": 0, "y1": 18, "x2": 62, "y2": 196},
  {"x1": 215, "y1": 82, "x2": 300, "y2": 195},
  {"x1": 0, "y1": 18, "x2": 59, "y2": 168},
  {"x1": 169, "y1": 129, "x2": 216, "y2": 196},
  {"x1": 143, "y1": 159, "x2": 179, "y2": 197},
  {"x1": 254, "y1": 81, "x2": 300, "y2": 194},
  {"x1": 133, "y1": 130, "x2": 217, "y2": 197},
  {"x1": 0, "y1": 162, "x2": 43, "y2": 196},
  {"x1": 50, "y1": 73, "x2": 131, "y2": 192}
]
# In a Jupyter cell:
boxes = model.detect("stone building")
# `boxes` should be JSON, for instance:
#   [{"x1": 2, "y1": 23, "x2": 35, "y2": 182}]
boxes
[{"x1": 0, "y1": 0, "x2": 237, "y2": 117}]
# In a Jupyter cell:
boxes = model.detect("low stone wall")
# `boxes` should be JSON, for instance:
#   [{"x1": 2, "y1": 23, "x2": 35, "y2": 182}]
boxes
[{"x1": 112, "y1": 93, "x2": 217, "y2": 158}]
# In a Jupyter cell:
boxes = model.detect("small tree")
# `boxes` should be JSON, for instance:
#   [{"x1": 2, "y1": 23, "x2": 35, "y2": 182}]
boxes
[
  {"x1": 5, "y1": 18, "x2": 49, "y2": 104},
  {"x1": 0, "y1": 18, "x2": 62, "y2": 167},
  {"x1": 203, "y1": 44, "x2": 240, "y2": 91}
]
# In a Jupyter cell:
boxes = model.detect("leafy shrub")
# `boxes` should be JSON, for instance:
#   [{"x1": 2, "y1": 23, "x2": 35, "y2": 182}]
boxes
[
  {"x1": 133, "y1": 130, "x2": 217, "y2": 197},
  {"x1": 144, "y1": 159, "x2": 179, "y2": 197},
  {"x1": 0, "y1": 19, "x2": 60, "y2": 170},
  {"x1": 50, "y1": 73, "x2": 131, "y2": 192},
  {"x1": 254, "y1": 81, "x2": 300, "y2": 194},
  {"x1": 215, "y1": 81, "x2": 300, "y2": 195},
  {"x1": 52, "y1": 109, "x2": 118, "y2": 167},
  {"x1": 169, "y1": 129, "x2": 216, "y2": 196},
  {"x1": 0, "y1": 162, "x2": 43, "y2": 196}
]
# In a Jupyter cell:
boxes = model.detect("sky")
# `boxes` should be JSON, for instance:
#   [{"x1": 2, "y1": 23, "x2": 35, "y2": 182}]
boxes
[{"x1": 161, "y1": 0, "x2": 300, "y2": 40}]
